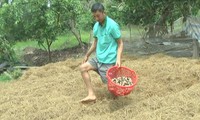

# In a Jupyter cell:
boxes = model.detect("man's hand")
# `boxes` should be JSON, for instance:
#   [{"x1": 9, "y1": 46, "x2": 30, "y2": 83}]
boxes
[
  {"x1": 115, "y1": 58, "x2": 121, "y2": 67},
  {"x1": 82, "y1": 56, "x2": 89, "y2": 64}
]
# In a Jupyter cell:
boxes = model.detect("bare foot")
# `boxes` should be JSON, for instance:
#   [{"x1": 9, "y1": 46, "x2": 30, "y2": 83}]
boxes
[{"x1": 80, "y1": 95, "x2": 96, "y2": 104}]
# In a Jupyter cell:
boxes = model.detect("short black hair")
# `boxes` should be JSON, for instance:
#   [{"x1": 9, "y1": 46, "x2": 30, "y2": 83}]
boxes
[{"x1": 91, "y1": 3, "x2": 104, "y2": 13}]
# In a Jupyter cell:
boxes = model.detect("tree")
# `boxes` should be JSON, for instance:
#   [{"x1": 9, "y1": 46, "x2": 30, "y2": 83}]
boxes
[
  {"x1": 0, "y1": 2, "x2": 20, "y2": 64},
  {"x1": 11, "y1": 0, "x2": 89, "y2": 61},
  {"x1": 13, "y1": 0, "x2": 61, "y2": 61},
  {"x1": 120, "y1": 0, "x2": 200, "y2": 39}
]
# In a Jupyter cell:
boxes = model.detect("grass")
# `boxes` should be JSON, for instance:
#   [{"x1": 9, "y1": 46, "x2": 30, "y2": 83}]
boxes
[
  {"x1": 12, "y1": 27, "x2": 140, "y2": 57},
  {"x1": 0, "y1": 69, "x2": 22, "y2": 82},
  {"x1": 12, "y1": 27, "x2": 142, "y2": 60},
  {"x1": 55, "y1": 31, "x2": 91, "y2": 50},
  {"x1": 13, "y1": 40, "x2": 40, "y2": 59},
  {"x1": 13, "y1": 31, "x2": 91, "y2": 59},
  {"x1": 0, "y1": 73, "x2": 11, "y2": 82}
]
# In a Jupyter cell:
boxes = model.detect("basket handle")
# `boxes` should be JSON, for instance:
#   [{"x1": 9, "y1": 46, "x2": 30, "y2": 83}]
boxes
[{"x1": 114, "y1": 65, "x2": 120, "y2": 68}]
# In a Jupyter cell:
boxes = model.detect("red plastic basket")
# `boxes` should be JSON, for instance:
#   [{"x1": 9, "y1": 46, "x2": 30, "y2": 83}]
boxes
[{"x1": 106, "y1": 66, "x2": 138, "y2": 96}]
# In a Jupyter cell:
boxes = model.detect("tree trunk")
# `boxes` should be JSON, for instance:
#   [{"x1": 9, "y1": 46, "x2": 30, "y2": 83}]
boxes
[
  {"x1": 68, "y1": 19, "x2": 84, "y2": 49},
  {"x1": 193, "y1": 39, "x2": 200, "y2": 59},
  {"x1": 47, "y1": 45, "x2": 51, "y2": 62},
  {"x1": 46, "y1": 39, "x2": 52, "y2": 62},
  {"x1": 71, "y1": 29, "x2": 84, "y2": 48},
  {"x1": 182, "y1": 2, "x2": 191, "y2": 23},
  {"x1": 147, "y1": 24, "x2": 156, "y2": 38},
  {"x1": 154, "y1": 5, "x2": 172, "y2": 37},
  {"x1": 170, "y1": 19, "x2": 174, "y2": 33}
]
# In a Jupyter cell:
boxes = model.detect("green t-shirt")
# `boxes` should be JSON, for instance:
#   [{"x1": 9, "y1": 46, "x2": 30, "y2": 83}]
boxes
[{"x1": 93, "y1": 16, "x2": 121, "y2": 64}]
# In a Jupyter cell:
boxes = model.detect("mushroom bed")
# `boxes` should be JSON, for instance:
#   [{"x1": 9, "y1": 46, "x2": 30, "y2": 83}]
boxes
[{"x1": 0, "y1": 54, "x2": 200, "y2": 120}]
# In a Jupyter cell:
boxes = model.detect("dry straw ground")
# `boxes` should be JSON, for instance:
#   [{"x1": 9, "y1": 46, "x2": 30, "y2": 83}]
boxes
[{"x1": 0, "y1": 54, "x2": 200, "y2": 120}]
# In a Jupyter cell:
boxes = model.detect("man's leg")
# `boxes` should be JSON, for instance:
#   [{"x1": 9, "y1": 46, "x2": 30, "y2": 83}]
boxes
[
  {"x1": 79, "y1": 62, "x2": 97, "y2": 103},
  {"x1": 98, "y1": 63, "x2": 115, "y2": 84}
]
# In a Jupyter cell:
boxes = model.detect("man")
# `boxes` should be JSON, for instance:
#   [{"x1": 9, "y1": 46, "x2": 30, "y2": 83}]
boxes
[{"x1": 79, "y1": 2, "x2": 123, "y2": 103}]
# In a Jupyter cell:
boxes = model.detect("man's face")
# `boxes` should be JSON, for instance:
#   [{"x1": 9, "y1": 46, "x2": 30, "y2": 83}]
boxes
[{"x1": 92, "y1": 11, "x2": 105, "y2": 23}]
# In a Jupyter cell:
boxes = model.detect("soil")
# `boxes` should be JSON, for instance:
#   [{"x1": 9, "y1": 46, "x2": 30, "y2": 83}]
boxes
[
  {"x1": 22, "y1": 44, "x2": 88, "y2": 66},
  {"x1": 22, "y1": 37, "x2": 194, "y2": 66}
]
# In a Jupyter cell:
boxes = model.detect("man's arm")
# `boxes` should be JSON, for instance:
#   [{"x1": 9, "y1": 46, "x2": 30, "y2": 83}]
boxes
[
  {"x1": 116, "y1": 38, "x2": 123, "y2": 67},
  {"x1": 83, "y1": 39, "x2": 97, "y2": 63},
  {"x1": 110, "y1": 23, "x2": 123, "y2": 66}
]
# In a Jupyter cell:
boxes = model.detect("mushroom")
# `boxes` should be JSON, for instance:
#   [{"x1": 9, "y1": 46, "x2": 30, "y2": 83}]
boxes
[{"x1": 112, "y1": 76, "x2": 133, "y2": 86}]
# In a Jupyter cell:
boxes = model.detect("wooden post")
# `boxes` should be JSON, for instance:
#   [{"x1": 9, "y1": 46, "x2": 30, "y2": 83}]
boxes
[{"x1": 193, "y1": 39, "x2": 200, "y2": 58}]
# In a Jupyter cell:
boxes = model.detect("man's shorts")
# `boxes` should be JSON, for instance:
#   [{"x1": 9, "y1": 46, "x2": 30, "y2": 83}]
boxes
[{"x1": 88, "y1": 57, "x2": 115, "y2": 84}]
